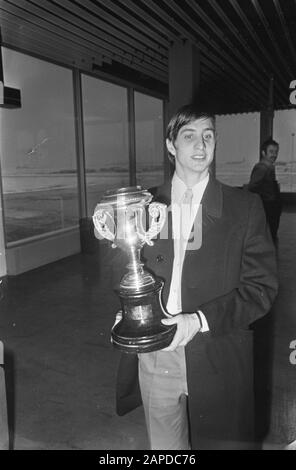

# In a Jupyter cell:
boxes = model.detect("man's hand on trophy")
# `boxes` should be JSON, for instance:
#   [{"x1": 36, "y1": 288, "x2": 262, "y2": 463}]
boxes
[
  {"x1": 110, "y1": 310, "x2": 122, "y2": 343},
  {"x1": 160, "y1": 313, "x2": 201, "y2": 351}
]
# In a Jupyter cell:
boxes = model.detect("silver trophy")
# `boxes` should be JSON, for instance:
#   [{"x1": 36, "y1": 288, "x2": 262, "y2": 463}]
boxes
[{"x1": 93, "y1": 186, "x2": 176, "y2": 353}]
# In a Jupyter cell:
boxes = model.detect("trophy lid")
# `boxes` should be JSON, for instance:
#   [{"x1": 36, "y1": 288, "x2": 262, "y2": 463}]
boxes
[{"x1": 99, "y1": 186, "x2": 153, "y2": 207}]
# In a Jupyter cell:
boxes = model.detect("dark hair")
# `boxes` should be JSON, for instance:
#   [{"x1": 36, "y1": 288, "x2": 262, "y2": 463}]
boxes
[
  {"x1": 166, "y1": 104, "x2": 216, "y2": 164},
  {"x1": 260, "y1": 137, "x2": 279, "y2": 157}
]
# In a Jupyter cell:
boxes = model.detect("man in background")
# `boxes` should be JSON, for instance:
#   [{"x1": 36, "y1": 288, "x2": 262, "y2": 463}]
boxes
[{"x1": 248, "y1": 137, "x2": 282, "y2": 243}]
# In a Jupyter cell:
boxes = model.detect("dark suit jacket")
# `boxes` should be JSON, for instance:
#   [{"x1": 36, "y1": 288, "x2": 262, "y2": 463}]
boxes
[
  {"x1": 248, "y1": 161, "x2": 280, "y2": 202},
  {"x1": 115, "y1": 176, "x2": 278, "y2": 449}
]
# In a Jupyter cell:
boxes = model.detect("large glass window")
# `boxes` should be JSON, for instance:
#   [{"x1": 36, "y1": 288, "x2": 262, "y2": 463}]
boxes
[
  {"x1": 215, "y1": 113, "x2": 260, "y2": 187},
  {"x1": 274, "y1": 110, "x2": 296, "y2": 193},
  {"x1": 0, "y1": 48, "x2": 78, "y2": 243},
  {"x1": 134, "y1": 92, "x2": 164, "y2": 189},
  {"x1": 81, "y1": 75, "x2": 129, "y2": 215}
]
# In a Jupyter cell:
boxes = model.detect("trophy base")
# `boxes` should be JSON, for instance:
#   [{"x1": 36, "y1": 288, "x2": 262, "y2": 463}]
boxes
[
  {"x1": 111, "y1": 321, "x2": 177, "y2": 353},
  {"x1": 112, "y1": 279, "x2": 177, "y2": 353}
]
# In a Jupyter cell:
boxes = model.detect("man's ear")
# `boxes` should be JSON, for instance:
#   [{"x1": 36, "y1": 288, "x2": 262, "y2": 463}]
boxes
[{"x1": 166, "y1": 138, "x2": 176, "y2": 157}]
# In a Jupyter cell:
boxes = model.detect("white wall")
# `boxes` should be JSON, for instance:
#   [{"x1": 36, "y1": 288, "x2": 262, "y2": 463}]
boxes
[{"x1": 6, "y1": 228, "x2": 80, "y2": 275}]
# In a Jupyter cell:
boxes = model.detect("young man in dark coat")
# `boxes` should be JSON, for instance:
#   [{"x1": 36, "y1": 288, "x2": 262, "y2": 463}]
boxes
[{"x1": 113, "y1": 104, "x2": 278, "y2": 450}]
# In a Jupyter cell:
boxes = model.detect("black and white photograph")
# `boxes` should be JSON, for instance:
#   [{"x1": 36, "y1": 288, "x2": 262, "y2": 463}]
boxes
[{"x1": 0, "y1": 0, "x2": 295, "y2": 455}]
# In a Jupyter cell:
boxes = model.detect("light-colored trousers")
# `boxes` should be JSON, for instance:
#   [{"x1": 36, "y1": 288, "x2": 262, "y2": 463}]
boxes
[{"x1": 138, "y1": 348, "x2": 190, "y2": 450}]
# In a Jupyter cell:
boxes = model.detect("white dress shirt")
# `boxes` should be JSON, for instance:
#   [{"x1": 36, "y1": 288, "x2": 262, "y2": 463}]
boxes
[
  {"x1": 166, "y1": 172, "x2": 209, "y2": 331},
  {"x1": 138, "y1": 173, "x2": 209, "y2": 402}
]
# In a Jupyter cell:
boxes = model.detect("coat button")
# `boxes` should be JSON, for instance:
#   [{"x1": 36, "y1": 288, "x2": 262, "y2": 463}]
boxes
[{"x1": 156, "y1": 255, "x2": 164, "y2": 263}]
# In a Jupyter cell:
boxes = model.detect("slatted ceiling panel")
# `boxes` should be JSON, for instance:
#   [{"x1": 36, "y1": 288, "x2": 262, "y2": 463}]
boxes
[
  {"x1": 137, "y1": 0, "x2": 193, "y2": 39},
  {"x1": 211, "y1": 0, "x2": 277, "y2": 91},
  {"x1": 271, "y1": 0, "x2": 296, "y2": 65},
  {"x1": 0, "y1": 13, "x2": 104, "y2": 65},
  {"x1": 216, "y1": 0, "x2": 291, "y2": 106},
  {"x1": 206, "y1": 0, "x2": 283, "y2": 102},
  {"x1": 121, "y1": 0, "x2": 249, "y2": 105},
  {"x1": 2, "y1": 30, "x2": 96, "y2": 71},
  {"x1": 115, "y1": 0, "x2": 174, "y2": 43},
  {"x1": 1, "y1": 28, "x2": 88, "y2": 71},
  {"x1": 136, "y1": 0, "x2": 265, "y2": 105},
  {"x1": 0, "y1": 0, "x2": 295, "y2": 113},
  {"x1": 131, "y1": 0, "x2": 271, "y2": 104},
  {"x1": 228, "y1": 0, "x2": 288, "y2": 93},
  {"x1": 0, "y1": 0, "x2": 168, "y2": 83},
  {"x1": 74, "y1": 0, "x2": 169, "y2": 55},
  {"x1": 89, "y1": 0, "x2": 169, "y2": 50},
  {"x1": 255, "y1": 0, "x2": 292, "y2": 67},
  {"x1": 163, "y1": 0, "x2": 255, "y2": 81},
  {"x1": 0, "y1": 1, "x2": 116, "y2": 65},
  {"x1": 209, "y1": 0, "x2": 285, "y2": 99},
  {"x1": 30, "y1": 0, "x2": 167, "y2": 67},
  {"x1": 273, "y1": 0, "x2": 296, "y2": 64},
  {"x1": 251, "y1": 0, "x2": 293, "y2": 79},
  {"x1": 185, "y1": 0, "x2": 269, "y2": 97},
  {"x1": 5, "y1": 0, "x2": 167, "y2": 80},
  {"x1": 132, "y1": 0, "x2": 186, "y2": 39}
]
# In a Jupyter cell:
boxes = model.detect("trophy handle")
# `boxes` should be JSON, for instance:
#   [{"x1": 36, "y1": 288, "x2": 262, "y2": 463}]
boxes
[
  {"x1": 92, "y1": 207, "x2": 117, "y2": 248},
  {"x1": 134, "y1": 202, "x2": 166, "y2": 246}
]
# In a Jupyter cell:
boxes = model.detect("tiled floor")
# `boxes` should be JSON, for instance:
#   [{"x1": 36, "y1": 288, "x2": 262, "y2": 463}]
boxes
[
  {"x1": 0, "y1": 208, "x2": 295, "y2": 450},
  {"x1": 0, "y1": 249, "x2": 148, "y2": 450}
]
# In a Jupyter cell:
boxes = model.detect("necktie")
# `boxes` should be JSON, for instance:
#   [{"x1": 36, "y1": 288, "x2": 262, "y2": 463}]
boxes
[{"x1": 180, "y1": 188, "x2": 193, "y2": 245}]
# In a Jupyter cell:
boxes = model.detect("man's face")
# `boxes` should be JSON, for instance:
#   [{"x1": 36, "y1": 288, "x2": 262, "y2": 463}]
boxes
[
  {"x1": 262, "y1": 144, "x2": 279, "y2": 164},
  {"x1": 166, "y1": 118, "x2": 216, "y2": 180}
]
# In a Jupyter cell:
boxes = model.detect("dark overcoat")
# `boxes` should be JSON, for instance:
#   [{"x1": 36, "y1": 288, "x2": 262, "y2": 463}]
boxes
[{"x1": 114, "y1": 176, "x2": 278, "y2": 450}]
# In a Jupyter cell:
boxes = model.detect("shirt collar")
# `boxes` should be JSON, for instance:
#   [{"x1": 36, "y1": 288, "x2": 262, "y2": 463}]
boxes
[{"x1": 172, "y1": 172, "x2": 209, "y2": 204}]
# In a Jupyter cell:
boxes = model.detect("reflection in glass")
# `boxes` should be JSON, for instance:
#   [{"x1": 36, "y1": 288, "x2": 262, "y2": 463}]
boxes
[
  {"x1": 0, "y1": 48, "x2": 79, "y2": 243},
  {"x1": 273, "y1": 110, "x2": 296, "y2": 193},
  {"x1": 81, "y1": 75, "x2": 130, "y2": 216},
  {"x1": 135, "y1": 92, "x2": 164, "y2": 188},
  {"x1": 215, "y1": 113, "x2": 260, "y2": 188}
]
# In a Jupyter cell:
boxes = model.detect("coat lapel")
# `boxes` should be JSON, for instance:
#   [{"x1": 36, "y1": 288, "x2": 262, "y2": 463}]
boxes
[
  {"x1": 199, "y1": 175, "x2": 223, "y2": 238},
  {"x1": 150, "y1": 181, "x2": 173, "y2": 240},
  {"x1": 184, "y1": 176, "x2": 223, "y2": 256},
  {"x1": 151, "y1": 176, "x2": 223, "y2": 249},
  {"x1": 150, "y1": 181, "x2": 172, "y2": 207}
]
